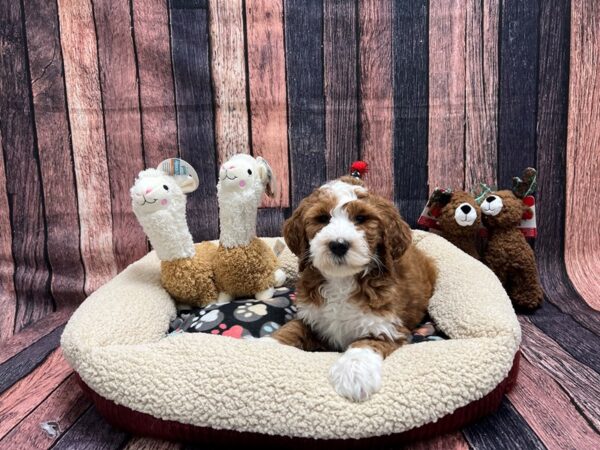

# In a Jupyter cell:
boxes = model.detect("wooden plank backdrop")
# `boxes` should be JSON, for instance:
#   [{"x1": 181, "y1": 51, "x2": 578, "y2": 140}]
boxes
[{"x1": 1, "y1": 1, "x2": 599, "y2": 447}]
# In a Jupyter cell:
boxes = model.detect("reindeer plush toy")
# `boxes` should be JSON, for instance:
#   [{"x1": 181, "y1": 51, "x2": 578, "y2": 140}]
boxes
[{"x1": 481, "y1": 168, "x2": 543, "y2": 310}]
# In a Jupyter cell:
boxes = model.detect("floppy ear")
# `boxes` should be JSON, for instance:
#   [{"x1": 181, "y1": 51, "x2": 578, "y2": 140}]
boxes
[
  {"x1": 256, "y1": 156, "x2": 276, "y2": 197},
  {"x1": 175, "y1": 174, "x2": 197, "y2": 194},
  {"x1": 375, "y1": 197, "x2": 412, "y2": 271},
  {"x1": 283, "y1": 200, "x2": 309, "y2": 272}
]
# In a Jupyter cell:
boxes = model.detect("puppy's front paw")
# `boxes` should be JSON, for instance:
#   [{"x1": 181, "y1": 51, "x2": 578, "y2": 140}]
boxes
[{"x1": 329, "y1": 347, "x2": 382, "y2": 402}]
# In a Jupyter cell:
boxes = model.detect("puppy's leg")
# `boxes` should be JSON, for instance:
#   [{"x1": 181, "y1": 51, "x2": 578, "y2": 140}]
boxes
[
  {"x1": 329, "y1": 336, "x2": 407, "y2": 402},
  {"x1": 272, "y1": 319, "x2": 323, "y2": 351}
]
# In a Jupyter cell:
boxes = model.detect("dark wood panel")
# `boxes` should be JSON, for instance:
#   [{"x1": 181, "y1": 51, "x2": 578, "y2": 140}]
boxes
[
  {"x1": 0, "y1": 0, "x2": 53, "y2": 332},
  {"x1": 169, "y1": 0, "x2": 219, "y2": 242},
  {"x1": 391, "y1": 0, "x2": 429, "y2": 227},
  {"x1": 256, "y1": 208, "x2": 284, "y2": 238},
  {"x1": 124, "y1": 437, "x2": 182, "y2": 450},
  {"x1": 284, "y1": 0, "x2": 326, "y2": 209},
  {"x1": 323, "y1": 0, "x2": 358, "y2": 179},
  {"x1": 497, "y1": 0, "x2": 539, "y2": 187},
  {"x1": 405, "y1": 432, "x2": 468, "y2": 450},
  {"x1": 23, "y1": 0, "x2": 86, "y2": 308}
]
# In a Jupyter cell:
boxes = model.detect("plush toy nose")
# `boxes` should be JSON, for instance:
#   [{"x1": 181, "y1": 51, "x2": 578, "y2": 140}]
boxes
[
  {"x1": 228, "y1": 165, "x2": 235, "y2": 169},
  {"x1": 145, "y1": 187, "x2": 153, "y2": 194},
  {"x1": 485, "y1": 196, "x2": 495, "y2": 203},
  {"x1": 328, "y1": 239, "x2": 350, "y2": 257},
  {"x1": 460, "y1": 204, "x2": 472, "y2": 214}
]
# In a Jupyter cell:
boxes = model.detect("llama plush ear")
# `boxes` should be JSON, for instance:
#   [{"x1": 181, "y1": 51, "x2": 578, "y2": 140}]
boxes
[
  {"x1": 256, "y1": 156, "x2": 276, "y2": 197},
  {"x1": 157, "y1": 158, "x2": 199, "y2": 194}
]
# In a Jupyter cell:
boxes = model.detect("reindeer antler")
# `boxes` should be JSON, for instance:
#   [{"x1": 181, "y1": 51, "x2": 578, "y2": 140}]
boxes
[{"x1": 512, "y1": 167, "x2": 537, "y2": 198}]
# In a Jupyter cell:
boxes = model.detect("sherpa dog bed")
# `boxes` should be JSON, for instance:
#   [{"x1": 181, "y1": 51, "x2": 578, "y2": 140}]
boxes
[{"x1": 61, "y1": 231, "x2": 521, "y2": 447}]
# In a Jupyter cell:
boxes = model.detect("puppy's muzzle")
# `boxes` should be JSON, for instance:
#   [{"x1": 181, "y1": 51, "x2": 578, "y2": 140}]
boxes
[{"x1": 328, "y1": 239, "x2": 350, "y2": 257}]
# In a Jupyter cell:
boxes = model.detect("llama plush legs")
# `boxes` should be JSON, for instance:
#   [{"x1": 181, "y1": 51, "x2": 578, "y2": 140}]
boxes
[{"x1": 214, "y1": 154, "x2": 286, "y2": 301}]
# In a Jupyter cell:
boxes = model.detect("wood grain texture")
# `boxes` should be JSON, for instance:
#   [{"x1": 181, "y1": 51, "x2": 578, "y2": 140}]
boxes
[
  {"x1": 497, "y1": 0, "x2": 539, "y2": 187},
  {"x1": 169, "y1": 0, "x2": 219, "y2": 242},
  {"x1": 566, "y1": 0, "x2": 600, "y2": 310},
  {"x1": 132, "y1": 0, "x2": 179, "y2": 167},
  {"x1": 52, "y1": 406, "x2": 129, "y2": 450},
  {"x1": 462, "y1": 398, "x2": 545, "y2": 450},
  {"x1": 123, "y1": 437, "x2": 182, "y2": 450},
  {"x1": 0, "y1": 0, "x2": 52, "y2": 332},
  {"x1": 427, "y1": 0, "x2": 465, "y2": 192},
  {"x1": 245, "y1": 0, "x2": 289, "y2": 208},
  {"x1": 284, "y1": 0, "x2": 326, "y2": 209},
  {"x1": 405, "y1": 432, "x2": 469, "y2": 450},
  {"x1": 0, "y1": 374, "x2": 90, "y2": 449},
  {"x1": 209, "y1": 0, "x2": 250, "y2": 163},
  {"x1": 507, "y1": 357, "x2": 599, "y2": 449},
  {"x1": 256, "y1": 208, "x2": 284, "y2": 238},
  {"x1": 324, "y1": 0, "x2": 358, "y2": 179},
  {"x1": 520, "y1": 318, "x2": 600, "y2": 430},
  {"x1": 0, "y1": 325, "x2": 63, "y2": 394},
  {"x1": 0, "y1": 349, "x2": 72, "y2": 439},
  {"x1": 465, "y1": 0, "x2": 499, "y2": 190},
  {"x1": 0, "y1": 132, "x2": 16, "y2": 341},
  {"x1": 93, "y1": 0, "x2": 147, "y2": 272},
  {"x1": 57, "y1": 0, "x2": 117, "y2": 294},
  {"x1": 392, "y1": 0, "x2": 429, "y2": 227},
  {"x1": 358, "y1": 0, "x2": 393, "y2": 200},
  {"x1": 23, "y1": 0, "x2": 86, "y2": 308}
]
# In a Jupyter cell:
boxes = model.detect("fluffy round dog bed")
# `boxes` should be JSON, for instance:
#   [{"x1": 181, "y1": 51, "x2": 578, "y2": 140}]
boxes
[{"x1": 61, "y1": 231, "x2": 521, "y2": 446}]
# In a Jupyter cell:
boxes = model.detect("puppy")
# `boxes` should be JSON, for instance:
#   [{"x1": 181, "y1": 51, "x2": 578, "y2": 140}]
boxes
[{"x1": 273, "y1": 176, "x2": 437, "y2": 401}]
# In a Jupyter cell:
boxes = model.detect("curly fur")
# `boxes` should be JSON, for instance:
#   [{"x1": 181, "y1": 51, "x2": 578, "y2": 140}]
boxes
[
  {"x1": 482, "y1": 190, "x2": 543, "y2": 310},
  {"x1": 436, "y1": 191, "x2": 481, "y2": 259}
]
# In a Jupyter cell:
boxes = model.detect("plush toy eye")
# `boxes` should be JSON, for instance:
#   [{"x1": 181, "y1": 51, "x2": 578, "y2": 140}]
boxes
[
  {"x1": 163, "y1": 185, "x2": 169, "y2": 191},
  {"x1": 316, "y1": 214, "x2": 330, "y2": 224},
  {"x1": 247, "y1": 169, "x2": 252, "y2": 175},
  {"x1": 355, "y1": 215, "x2": 367, "y2": 224}
]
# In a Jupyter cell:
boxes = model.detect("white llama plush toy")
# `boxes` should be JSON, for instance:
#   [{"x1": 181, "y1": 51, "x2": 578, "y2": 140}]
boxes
[
  {"x1": 214, "y1": 153, "x2": 286, "y2": 301},
  {"x1": 130, "y1": 160, "x2": 218, "y2": 306}
]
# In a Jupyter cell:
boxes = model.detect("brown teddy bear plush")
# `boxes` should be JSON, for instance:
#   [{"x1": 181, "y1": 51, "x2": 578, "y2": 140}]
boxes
[
  {"x1": 481, "y1": 168, "x2": 543, "y2": 310},
  {"x1": 420, "y1": 189, "x2": 482, "y2": 259}
]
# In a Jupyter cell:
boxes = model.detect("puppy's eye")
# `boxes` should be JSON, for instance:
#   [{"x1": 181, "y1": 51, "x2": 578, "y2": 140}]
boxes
[
  {"x1": 247, "y1": 169, "x2": 252, "y2": 175},
  {"x1": 316, "y1": 214, "x2": 330, "y2": 224},
  {"x1": 355, "y1": 215, "x2": 367, "y2": 224},
  {"x1": 163, "y1": 185, "x2": 169, "y2": 191}
]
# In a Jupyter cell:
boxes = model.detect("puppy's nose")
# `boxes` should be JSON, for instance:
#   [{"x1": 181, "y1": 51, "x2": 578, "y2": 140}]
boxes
[
  {"x1": 485, "y1": 196, "x2": 495, "y2": 203},
  {"x1": 460, "y1": 204, "x2": 472, "y2": 214},
  {"x1": 328, "y1": 240, "x2": 349, "y2": 257}
]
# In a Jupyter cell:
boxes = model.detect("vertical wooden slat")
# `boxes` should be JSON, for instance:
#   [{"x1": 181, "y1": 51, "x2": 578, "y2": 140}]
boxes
[
  {"x1": 0, "y1": 132, "x2": 16, "y2": 341},
  {"x1": 428, "y1": 0, "x2": 465, "y2": 191},
  {"x1": 497, "y1": 0, "x2": 539, "y2": 187},
  {"x1": 392, "y1": 0, "x2": 429, "y2": 226},
  {"x1": 566, "y1": 0, "x2": 600, "y2": 310},
  {"x1": 209, "y1": 0, "x2": 250, "y2": 164},
  {"x1": 132, "y1": 0, "x2": 179, "y2": 167},
  {"x1": 465, "y1": 0, "x2": 499, "y2": 189},
  {"x1": 93, "y1": 0, "x2": 147, "y2": 272},
  {"x1": 57, "y1": 0, "x2": 118, "y2": 293},
  {"x1": 245, "y1": 0, "x2": 289, "y2": 208},
  {"x1": 358, "y1": 0, "x2": 393, "y2": 200},
  {"x1": 170, "y1": 0, "x2": 219, "y2": 241},
  {"x1": 23, "y1": 0, "x2": 86, "y2": 308},
  {"x1": 405, "y1": 432, "x2": 469, "y2": 450},
  {"x1": 0, "y1": 0, "x2": 52, "y2": 331},
  {"x1": 324, "y1": 0, "x2": 358, "y2": 179},
  {"x1": 284, "y1": 0, "x2": 326, "y2": 209}
]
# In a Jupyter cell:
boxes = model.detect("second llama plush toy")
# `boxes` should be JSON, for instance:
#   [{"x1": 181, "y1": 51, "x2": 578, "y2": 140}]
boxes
[{"x1": 214, "y1": 154, "x2": 286, "y2": 301}]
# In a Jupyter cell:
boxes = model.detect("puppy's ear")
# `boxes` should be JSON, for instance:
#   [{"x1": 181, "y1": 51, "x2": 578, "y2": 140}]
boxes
[
  {"x1": 283, "y1": 199, "x2": 309, "y2": 271},
  {"x1": 375, "y1": 197, "x2": 412, "y2": 270}
]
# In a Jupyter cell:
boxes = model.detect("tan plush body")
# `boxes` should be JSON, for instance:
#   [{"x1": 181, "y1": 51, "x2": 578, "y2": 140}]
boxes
[{"x1": 482, "y1": 190, "x2": 543, "y2": 310}]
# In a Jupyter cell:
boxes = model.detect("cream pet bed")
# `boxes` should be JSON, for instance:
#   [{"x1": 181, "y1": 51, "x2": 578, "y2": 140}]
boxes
[{"x1": 61, "y1": 231, "x2": 521, "y2": 446}]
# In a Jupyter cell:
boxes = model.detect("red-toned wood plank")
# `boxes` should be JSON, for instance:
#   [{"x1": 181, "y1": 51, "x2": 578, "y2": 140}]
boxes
[
  {"x1": 123, "y1": 437, "x2": 182, "y2": 450},
  {"x1": 0, "y1": 374, "x2": 90, "y2": 449},
  {"x1": 0, "y1": 349, "x2": 72, "y2": 439},
  {"x1": 209, "y1": 0, "x2": 250, "y2": 164},
  {"x1": 245, "y1": 0, "x2": 289, "y2": 207},
  {"x1": 132, "y1": 0, "x2": 179, "y2": 167},
  {"x1": 519, "y1": 317, "x2": 600, "y2": 429},
  {"x1": 0, "y1": 132, "x2": 16, "y2": 342},
  {"x1": 507, "y1": 357, "x2": 599, "y2": 449},
  {"x1": 428, "y1": 0, "x2": 465, "y2": 191},
  {"x1": 23, "y1": 0, "x2": 86, "y2": 308},
  {"x1": 0, "y1": 0, "x2": 53, "y2": 332},
  {"x1": 93, "y1": 0, "x2": 147, "y2": 272},
  {"x1": 406, "y1": 432, "x2": 469, "y2": 450},
  {"x1": 465, "y1": 0, "x2": 499, "y2": 189},
  {"x1": 57, "y1": 0, "x2": 117, "y2": 293},
  {"x1": 358, "y1": 0, "x2": 393, "y2": 200},
  {"x1": 324, "y1": 0, "x2": 359, "y2": 179},
  {"x1": 566, "y1": 0, "x2": 600, "y2": 310},
  {"x1": 0, "y1": 307, "x2": 73, "y2": 365}
]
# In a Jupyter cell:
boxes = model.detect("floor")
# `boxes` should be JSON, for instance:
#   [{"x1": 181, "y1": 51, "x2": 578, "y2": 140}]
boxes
[{"x1": 1, "y1": 294, "x2": 599, "y2": 450}]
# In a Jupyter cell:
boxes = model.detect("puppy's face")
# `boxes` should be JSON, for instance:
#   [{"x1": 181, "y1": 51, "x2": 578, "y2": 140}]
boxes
[{"x1": 284, "y1": 178, "x2": 411, "y2": 277}]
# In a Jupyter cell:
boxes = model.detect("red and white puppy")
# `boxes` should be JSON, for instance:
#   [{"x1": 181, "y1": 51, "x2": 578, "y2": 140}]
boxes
[{"x1": 273, "y1": 176, "x2": 437, "y2": 401}]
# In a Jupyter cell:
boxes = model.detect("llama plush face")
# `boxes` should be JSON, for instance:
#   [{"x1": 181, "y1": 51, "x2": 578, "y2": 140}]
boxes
[
  {"x1": 130, "y1": 169, "x2": 191, "y2": 216},
  {"x1": 218, "y1": 154, "x2": 275, "y2": 197}
]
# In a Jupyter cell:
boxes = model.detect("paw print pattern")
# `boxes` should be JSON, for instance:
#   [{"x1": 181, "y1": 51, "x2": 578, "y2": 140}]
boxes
[
  {"x1": 284, "y1": 304, "x2": 297, "y2": 322},
  {"x1": 210, "y1": 323, "x2": 251, "y2": 339},
  {"x1": 234, "y1": 302, "x2": 268, "y2": 322},
  {"x1": 259, "y1": 321, "x2": 280, "y2": 337},
  {"x1": 191, "y1": 308, "x2": 225, "y2": 331}
]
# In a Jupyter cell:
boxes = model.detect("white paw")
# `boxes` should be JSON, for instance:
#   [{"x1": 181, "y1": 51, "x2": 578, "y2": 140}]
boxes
[
  {"x1": 274, "y1": 269, "x2": 287, "y2": 287},
  {"x1": 217, "y1": 292, "x2": 233, "y2": 302},
  {"x1": 329, "y1": 347, "x2": 382, "y2": 402},
  {"x1": 255, "y1": 287, "x2": 275, "y2": 301}
]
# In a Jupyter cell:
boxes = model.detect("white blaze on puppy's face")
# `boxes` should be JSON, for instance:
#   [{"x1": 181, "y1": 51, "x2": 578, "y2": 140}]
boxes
[{"x1": 309, "y1": 181, "x2": 371, "y2": 278}]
